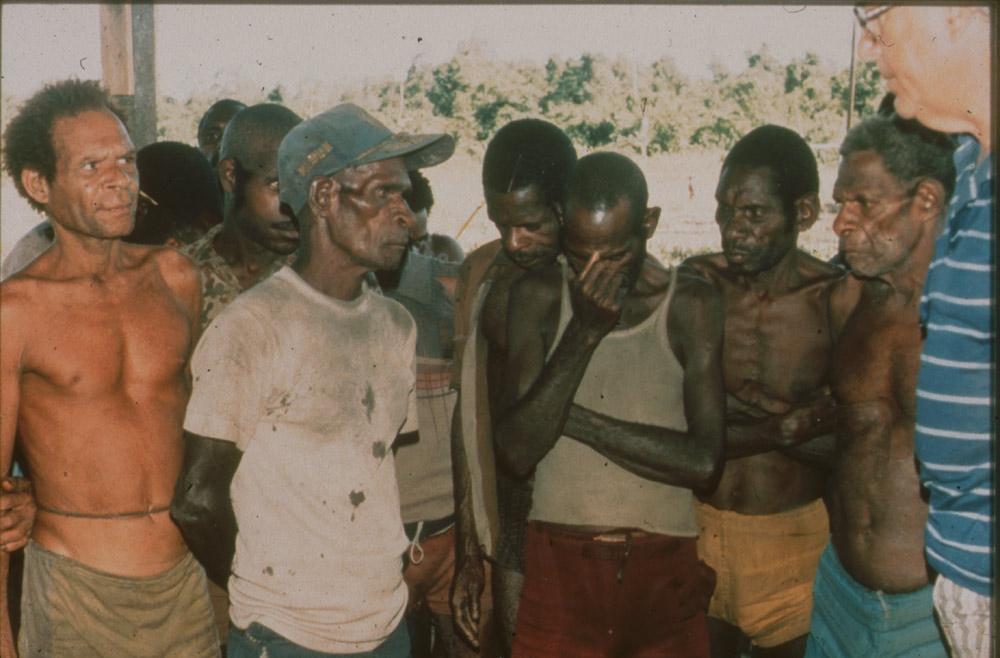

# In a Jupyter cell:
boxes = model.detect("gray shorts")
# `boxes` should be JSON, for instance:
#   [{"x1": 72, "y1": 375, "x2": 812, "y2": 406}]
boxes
[{"x1": 18, "y1": 541, "x2": 220, "y2": 657}]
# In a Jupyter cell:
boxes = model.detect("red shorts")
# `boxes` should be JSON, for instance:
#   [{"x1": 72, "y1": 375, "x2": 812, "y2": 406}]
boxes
[{"x1": 512, "y1": 521, "x2": 714, "y2": 658}]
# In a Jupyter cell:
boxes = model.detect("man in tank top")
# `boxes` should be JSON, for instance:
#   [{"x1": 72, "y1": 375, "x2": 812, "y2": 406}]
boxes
[{"x1": 494, "y1": 152, "x2": 725, "y2": 658}]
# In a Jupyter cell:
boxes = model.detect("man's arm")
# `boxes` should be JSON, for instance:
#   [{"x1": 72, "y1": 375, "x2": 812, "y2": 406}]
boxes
[
  {"x1": 1, "y1": 293, "x2": 25, "y2": 656},
  {"x1": 723, "y1": 387, "x2": 838, "y2": 459},
  {"x1": 492, "y1": 263, "x2": 618, "y2": 479},
  {"x1": 449, "y1": 397, "x2": 484, "y2": 649},
  {"x1": 0, "y1": 476, "x2": 35, "y2": 552},
  {"x1": 561, "y1": 271, "x2": 725, "y2": 490},
  {"x1": 170, "y1": 431, "x2": 242, "y2": 589}
]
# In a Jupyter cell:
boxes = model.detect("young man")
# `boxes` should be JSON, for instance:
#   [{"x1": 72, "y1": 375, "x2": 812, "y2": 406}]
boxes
[
  {"x1": 405, "y1": 169, "x2": 464, "y2": 262},
  {"x1": 683, "y1": 125, "x2": 845, "y2": 658},
  {"x1": 804, "y1": 114, "x2": 956, "y2": 658},
  {"x1": 197, "y1": 98, "x2": 247, "y2": 170},
  {"x1": 181, "y1": 103, "x2": 302, "y2": 329},
  {"x1": 171, "y1": 103, "x2": 454, "y2": 657},
  {"x1": 857, "y1": 8, "x2": 993, "y2": 655},
  {"x1": 496, "y1": 152, "x2": 724, "y2": 657},
  {"x1": 449, "y1": 119, "x2": 576, "y2": 655},
  {"x1": 1, "y1": 79, "x2": 216, "y2": 657}
]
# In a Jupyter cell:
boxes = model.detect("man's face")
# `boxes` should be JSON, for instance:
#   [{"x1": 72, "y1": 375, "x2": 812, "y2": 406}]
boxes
[
  {"x1": 484, "y1": 184, "x2": 561, "y2": 271},
  {"x1": 328, "y1": 157, "x2": 415, "y2": 272},
  {"x1": 198, "y1": 109, "x2": 241, "y2": 168},
  {"x1": 857, "y1": 7, "x2": 962, "y2": 132},
  {"x1": 714, "y1": 164, "x2": 797, "y2": 275},
  {"x1": 42, "y1": 110, "x2": 138, "y2": 238},
  {"x1": 231, "y1": 148, "x2": 299, "y2": 255},
  {"x1": 563, "y1": 197, "x2": 646, "y2": 294},
  {"x1": 832, "y1": 150, "x2": 919, "y2": 278}
]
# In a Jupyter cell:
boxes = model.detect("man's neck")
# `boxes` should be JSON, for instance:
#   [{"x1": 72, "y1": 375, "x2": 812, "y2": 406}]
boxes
[
  {"x1": 216, "y1": 217, "x2": 283, "y2": 278},
  {"x1": 738, "y1": 248, "x2": 802, "y2": 297},
  {"x1": 292, "y1": 246, "x2": 368, "y2": 301},
  {"x1": 48, "y1": 224, "x2": 127, "y2": 278}
]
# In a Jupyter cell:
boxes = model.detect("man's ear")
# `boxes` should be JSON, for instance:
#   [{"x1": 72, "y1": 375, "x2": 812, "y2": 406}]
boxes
[
  {"x1": 912, "y1": 178, "x2": 946, "y2": 225},
  {"x1": 20, "y1": 168, "x2": 50, "y2": 207},
  {"x1": 642, "y1": 206, "x2": 662, "y2": 239},
  {"x1": 307, "y1": 175, "x2": 338, "y2": 217},
  {"x1": 793, "y1": 193, "x2": 820, "y2": 232},
  {"x1": 218, "y1": 158, "x2": 236, "y2": 194}
]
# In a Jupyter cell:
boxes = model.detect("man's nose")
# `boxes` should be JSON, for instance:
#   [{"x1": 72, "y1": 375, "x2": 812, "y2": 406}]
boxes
[
  {"x1": 832, "y1": 205, "x2": 855, "y2": 237},
  {"x1": 506, "y1": 227, "x2": 529, "y2": 251}
]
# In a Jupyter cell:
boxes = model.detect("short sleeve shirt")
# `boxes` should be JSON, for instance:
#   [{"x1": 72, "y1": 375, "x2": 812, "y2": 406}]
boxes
[{"x1": 184, "y1": 266, "x2": 417, "y2": 653}]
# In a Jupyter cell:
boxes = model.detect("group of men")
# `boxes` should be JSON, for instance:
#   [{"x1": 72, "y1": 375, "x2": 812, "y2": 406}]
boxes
[{"x1": 0, "y1": 5, "x2": 992, "y2": 658}]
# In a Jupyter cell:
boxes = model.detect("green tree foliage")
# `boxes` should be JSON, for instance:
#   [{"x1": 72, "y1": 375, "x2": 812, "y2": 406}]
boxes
[{"x1": 111, "y1": 45, "x2": 886, "y2": 157}]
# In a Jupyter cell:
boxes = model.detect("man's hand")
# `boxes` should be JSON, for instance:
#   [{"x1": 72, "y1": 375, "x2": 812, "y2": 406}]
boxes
[
  {"x1": 568, "y1": 253, "x2": 626, "y2": 341},
  {"x1": 450, "y1": 551, "x2": 485, "y2": 650},
  {"x1": 775, "y1": 390, "x2": 837, "y2": 447},
  {"x1": 731, "y1": 379, "x2": 793, "y2": 415},
  {"x1": 0, "y1": 476, "x2": 35, "y2": 552}
]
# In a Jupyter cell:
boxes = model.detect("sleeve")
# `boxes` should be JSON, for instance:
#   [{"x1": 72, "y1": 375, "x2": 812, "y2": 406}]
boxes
[
  {"x1": 183, "y1": 303, "x2": 272, "y2": 451},
  {"x1": 400, "y1": 316, "x2": 420, "y2": 435}
]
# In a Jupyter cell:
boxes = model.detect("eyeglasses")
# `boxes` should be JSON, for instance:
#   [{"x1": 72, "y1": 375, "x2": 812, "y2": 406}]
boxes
[{"x1": 853, "y1": 5, "x2": 892, "y2": 33}]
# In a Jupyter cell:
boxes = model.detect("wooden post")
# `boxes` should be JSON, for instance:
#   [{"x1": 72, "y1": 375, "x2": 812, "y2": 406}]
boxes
[{"x1": 100, "y1": 3, "x2": 157, "y2": 148}]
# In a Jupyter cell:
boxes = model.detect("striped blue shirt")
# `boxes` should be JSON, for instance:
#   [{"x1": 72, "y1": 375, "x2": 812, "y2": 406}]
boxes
[{"x1": 915, "y1": 135, "x2": 994, "y2": 597}]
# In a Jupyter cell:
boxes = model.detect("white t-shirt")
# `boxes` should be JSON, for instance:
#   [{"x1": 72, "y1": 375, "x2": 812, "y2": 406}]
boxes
[{"x1": 184, "y1": 266, "x2": 417, "y2": 653}]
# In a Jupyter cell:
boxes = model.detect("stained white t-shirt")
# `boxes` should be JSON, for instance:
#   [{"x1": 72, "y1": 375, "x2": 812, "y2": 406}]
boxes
[{"x1": 184, "y1": 266, "x2": 417, "y2": 653}]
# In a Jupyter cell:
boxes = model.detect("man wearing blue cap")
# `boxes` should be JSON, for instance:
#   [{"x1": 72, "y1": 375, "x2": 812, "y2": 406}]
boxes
[{"x1": 172, "y1": 103, "x2": 454, "y2": 658}]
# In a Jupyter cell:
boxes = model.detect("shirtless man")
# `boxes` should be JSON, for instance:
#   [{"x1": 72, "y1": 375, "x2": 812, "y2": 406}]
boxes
[
  {"x1": 450, "y1": 119, "x2": 576, "y2": 655},
  {"x1": 0, "y1": 80, "x2": 217, "y2": 657},
  {"x1": 496, "y1": 152, "x2": 724, "y2": 657},
  {"x1": 804, "y1": 115, "x2": 956, "y2": 658},
  {"x1": 683, "y1": 125, "x2": 845, "y2": 658}
]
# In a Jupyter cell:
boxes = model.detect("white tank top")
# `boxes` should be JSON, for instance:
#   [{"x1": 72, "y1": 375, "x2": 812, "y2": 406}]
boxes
[{"x1": 529, "y1": 263, "x2": 697, "y2": 537}]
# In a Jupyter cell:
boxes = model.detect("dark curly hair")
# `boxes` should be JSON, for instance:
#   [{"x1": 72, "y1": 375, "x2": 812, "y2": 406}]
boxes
[
  {"x1": 722, "y1": 124, "x2": 819, "y2": 222},
  {"x1": 3, "y1": 79, "x2": 127, "y2": 213},
  {"x1": 405, "y1": 170, "x2": 434, "y2": 214},
  {"x1": 482, "y1": 118, "x2": 577, "y2": 210}
]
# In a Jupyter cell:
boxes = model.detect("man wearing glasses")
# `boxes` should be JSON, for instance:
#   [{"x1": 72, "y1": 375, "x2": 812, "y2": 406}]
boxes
[{"x1": 853, "y1": 6, "x2": 993, "y2": 657}]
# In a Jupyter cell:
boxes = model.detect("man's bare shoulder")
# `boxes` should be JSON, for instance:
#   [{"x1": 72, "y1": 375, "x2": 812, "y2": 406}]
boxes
[
  {"x1": 793, "y1": 249, "x2": 847, "y2": 287},
  {"x1": 680, "y1": 252, "x2": 728, "y2": 283},
  {"x1": 459, "y1": 240, "x2": 503, "y2": 281},
  {"x1": 142, "y1": 245, "x2": 201, "y2": 311},
  {"x1": 673, "y1": 266, "x2": 723, "y2": 310}
]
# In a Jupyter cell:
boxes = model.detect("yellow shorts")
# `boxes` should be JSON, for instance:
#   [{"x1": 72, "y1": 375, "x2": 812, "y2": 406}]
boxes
[{"x1": 696, "y1": 499, "x2": 829, "y2": 648}]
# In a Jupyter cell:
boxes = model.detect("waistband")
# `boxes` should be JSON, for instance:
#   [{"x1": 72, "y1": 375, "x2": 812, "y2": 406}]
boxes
[
  {"x1": 529, "y1": 521, "x2": 696, "y2": 561},
  {"x1": 696, "y1": 497, "x2": 827, "y2": 526},
  {"x1": 817, "y1": 543, "x2": 936, "y2": 625},
  {"x1": 37, "y1": 502, "x2": 172, "y2": 520},
  {"x1": 25, "y1": 540, "x2": 196, "y2": 587},
  {"x1": 403, "y1": 513, "x2": 455, "y2": 542}
]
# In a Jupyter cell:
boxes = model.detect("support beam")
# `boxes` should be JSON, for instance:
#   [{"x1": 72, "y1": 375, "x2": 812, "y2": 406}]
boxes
[{"x1": 100, "y1": 3, "x2": 157, "y2": 148}]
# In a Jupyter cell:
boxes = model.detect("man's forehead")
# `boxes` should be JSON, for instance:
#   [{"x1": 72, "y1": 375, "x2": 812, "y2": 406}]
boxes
[{"x1": 52, "y1": 110, "x2": 132, "y2": 155}]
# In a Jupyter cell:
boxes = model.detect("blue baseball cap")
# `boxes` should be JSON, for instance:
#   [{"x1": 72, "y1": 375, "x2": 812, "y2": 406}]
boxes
[{"x1": 278, "y1": 103, "x2": 455, "y2": 216}]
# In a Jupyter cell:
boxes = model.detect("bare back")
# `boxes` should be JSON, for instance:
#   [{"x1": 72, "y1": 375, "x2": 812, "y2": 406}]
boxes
[
  {"x1": 1, "y1": 242, "x2": 200, "y2": 576},
  {"x1": 828, "y1": 279, "x2": 930, "y2": 592},
  {"x1": 688, "y1": 250, "x2": 844, "y2": 514}
]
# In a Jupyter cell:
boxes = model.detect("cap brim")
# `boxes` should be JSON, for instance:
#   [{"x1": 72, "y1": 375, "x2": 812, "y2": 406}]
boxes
[{"x1": 357, "y1": 132, "x2": 455, "y2": 171}]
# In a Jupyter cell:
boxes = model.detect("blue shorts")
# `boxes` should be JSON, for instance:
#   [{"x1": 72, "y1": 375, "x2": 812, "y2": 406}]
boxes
[
  {"x1": 227, "y1": 621, "x2": 410, "y2": 658},
  {"x1": 804, "y1": 543, "x2": 947, "y2": 658}
]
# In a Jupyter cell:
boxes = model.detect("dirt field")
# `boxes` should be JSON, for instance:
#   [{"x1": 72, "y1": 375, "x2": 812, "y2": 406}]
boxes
[{"x1": 1, "y1": 151, "x2": 842, "y2": 266}]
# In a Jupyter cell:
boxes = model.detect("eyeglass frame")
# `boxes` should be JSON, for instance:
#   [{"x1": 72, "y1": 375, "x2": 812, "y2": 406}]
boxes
[{"x1": 853, "y1": 5, "x2": 892, "y2": 33}]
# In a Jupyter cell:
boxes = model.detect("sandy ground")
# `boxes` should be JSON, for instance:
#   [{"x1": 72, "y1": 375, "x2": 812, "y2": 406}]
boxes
[{"x1": 1, "y1": 151, "x2": 842, "y2": 267}]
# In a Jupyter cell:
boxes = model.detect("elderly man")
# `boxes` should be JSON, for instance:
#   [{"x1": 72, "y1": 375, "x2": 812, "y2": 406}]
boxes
[
  {"x1": 1, "y1": 79, "x2": 216, "y2": 657},
  {"x1": 172, "y1": 104, "x2": 454, "y2": 657},
  {"x1": 803, "y1": 113, "x2": 956, "y2": 658},
  {"x1": 856, "y1": 7, "x2": 993, "y2": 656},
  {"x1": 496, "y1": 152, "x2": 724, "y2": 657}
]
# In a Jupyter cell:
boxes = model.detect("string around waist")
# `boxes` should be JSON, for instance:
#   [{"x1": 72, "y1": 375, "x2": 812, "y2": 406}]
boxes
[{"x1": 37, "y1": 503, "x2": 171, "y2": 520}]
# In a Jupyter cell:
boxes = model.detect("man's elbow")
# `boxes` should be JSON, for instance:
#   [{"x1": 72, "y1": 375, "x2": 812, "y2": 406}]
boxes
[
  {"x1": 493, "y1": 430, "x2": 535, "y2": 481},
  {"x1": 692, "y1": 438, "x2": 725, "y2": 490},
  {"x1": 169, "y1": 487, "x2": 214, "y2": 535}
]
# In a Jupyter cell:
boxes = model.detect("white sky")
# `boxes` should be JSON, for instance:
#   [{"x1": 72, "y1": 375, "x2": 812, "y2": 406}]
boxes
[{"x1": 2, "y1": 4, "x2": 856, "y2": 101}]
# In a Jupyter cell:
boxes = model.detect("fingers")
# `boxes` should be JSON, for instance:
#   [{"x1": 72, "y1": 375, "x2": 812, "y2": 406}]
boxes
[
  {"x1": 579, "y1": 251, "x2": 600, "y2": 280},
  {"x1": 577, "y1": 259, "x2": 626, "y2": 311},
  {"x1": 1, "y1": 476, "x2": 31, "y2": 494}
]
